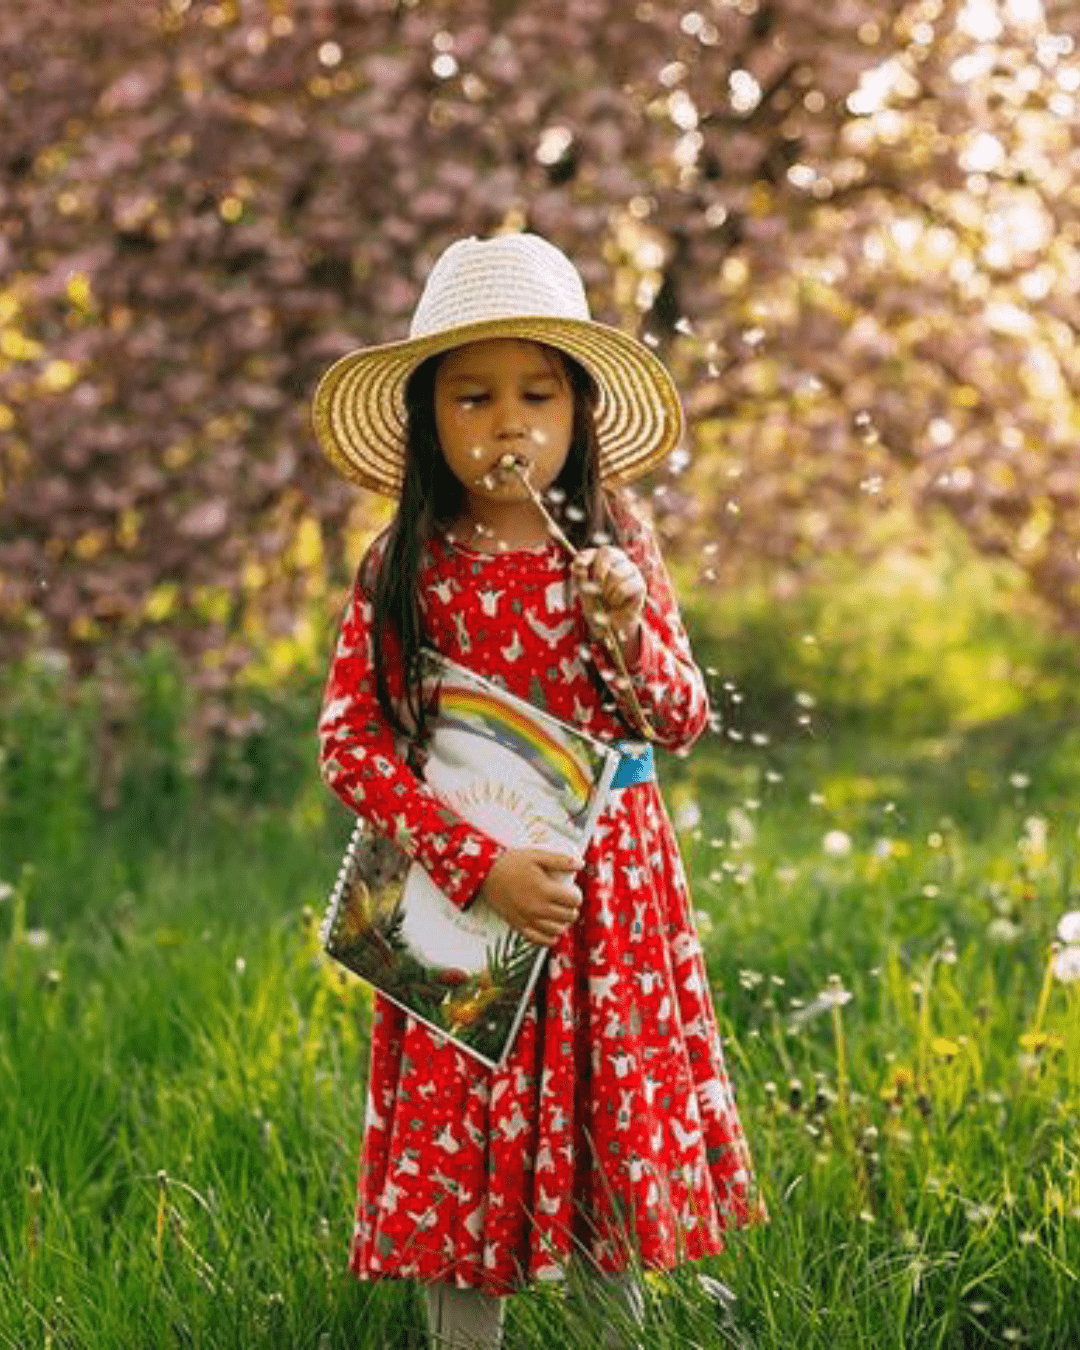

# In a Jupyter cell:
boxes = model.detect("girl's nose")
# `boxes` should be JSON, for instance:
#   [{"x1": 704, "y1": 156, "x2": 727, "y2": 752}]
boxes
[{"x1": 493, "y1": 392, "x2": 527, "y2": 439}]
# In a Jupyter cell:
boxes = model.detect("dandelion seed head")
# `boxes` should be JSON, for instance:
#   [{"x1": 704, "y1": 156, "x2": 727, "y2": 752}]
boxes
[
  {"x1": 1056, "y1": 910, "x2": 1080, "y2": 945},
  {"x1": 674, "y1": 799, "x2": 702, "y2": 832},
  {"x1": 824, "y1": 975, "x2": 852, "y2": 1006},
  {"x1": 0, "y1": 881, "x2": 12, "y2": 903},
  {"x1": 822, "y1": 829, "x2": 852, "y2": 856},
  {"x1": 988, "y1": 916, "x2": 1021, "y2": 944},
  {"x1": 1052, "y1": 943, "x2": 1080, "y2": 983}
]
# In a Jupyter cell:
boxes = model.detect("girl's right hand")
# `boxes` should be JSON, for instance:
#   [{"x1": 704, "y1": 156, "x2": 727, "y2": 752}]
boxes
[{"x1": 477, "y1": 849, "x2": 584, "y2": 947}]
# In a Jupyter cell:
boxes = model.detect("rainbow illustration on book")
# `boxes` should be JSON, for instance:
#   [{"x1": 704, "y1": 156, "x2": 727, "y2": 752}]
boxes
[
  {"x1": 437, "y1": 681, "x2": 594, "y2": 820},
  {"x1": 324, "y1": 651, "x2": 621, "y2": 1068}
]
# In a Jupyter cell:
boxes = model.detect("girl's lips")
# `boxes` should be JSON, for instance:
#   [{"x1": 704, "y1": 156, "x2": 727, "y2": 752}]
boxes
[{"x1": 475, "y1": 452, "x2": 530, "y2": 489}]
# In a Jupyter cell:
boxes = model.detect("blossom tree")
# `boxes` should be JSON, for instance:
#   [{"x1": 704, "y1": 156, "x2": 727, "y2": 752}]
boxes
[{"x1": 1, "y1": 0, "x2": 1079, "y2": 694}]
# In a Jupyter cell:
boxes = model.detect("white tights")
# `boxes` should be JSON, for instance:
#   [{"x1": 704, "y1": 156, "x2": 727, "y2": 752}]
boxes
[{"x1": 423, "y1": 1265, "x2": 645, "y2": 1349}]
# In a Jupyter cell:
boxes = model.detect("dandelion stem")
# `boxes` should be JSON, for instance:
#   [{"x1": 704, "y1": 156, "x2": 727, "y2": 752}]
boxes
[
  {"x1": 831, "y1": 998, "x2": 851, "y2": 1151},
  {"x1": 24, "y1": 1165, "x2": 41, "y2": 1290},
  {"x1": 1031, "y1": 944, "x2": 1056, "y2": 1035},
  {"x1": 916, "y1": 957, "x2": 935, "y2": 1089},
  {"x1": 155, "y1": 1169, "x2": 168, "y2": 1265},
  {"x1": 503, "y1": 456, "x2": 655, "y2": 741}
]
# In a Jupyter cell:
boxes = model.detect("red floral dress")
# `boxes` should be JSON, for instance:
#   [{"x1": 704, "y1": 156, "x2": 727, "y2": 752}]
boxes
[{"x1": 318, "y1": 500, "x2": 760, "y2": 1296}]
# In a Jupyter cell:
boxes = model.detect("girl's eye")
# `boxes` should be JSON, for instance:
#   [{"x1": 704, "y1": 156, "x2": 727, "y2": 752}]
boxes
[
  {"x1": 524, "y1": 391, "x2": 554, "y2": 404},
  {"x1": 458, "y1": 392, "x2": 489, "y2": 407}
]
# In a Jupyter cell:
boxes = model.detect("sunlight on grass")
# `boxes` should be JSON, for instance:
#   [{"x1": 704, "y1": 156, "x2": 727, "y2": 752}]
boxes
[{"x1": 3, "y1": 660, "x2": 1080, "y2": 1346}]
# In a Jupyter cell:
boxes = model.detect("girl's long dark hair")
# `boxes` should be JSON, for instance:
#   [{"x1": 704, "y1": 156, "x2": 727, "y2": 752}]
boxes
[{"x1": 363, "y1": 345, "x2": 623, "y2": 741}]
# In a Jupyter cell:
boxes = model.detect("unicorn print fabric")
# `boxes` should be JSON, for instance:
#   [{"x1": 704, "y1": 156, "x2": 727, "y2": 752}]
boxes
[{"x1": 319, "y1": 500, "x2": 759, "y2": 1296}]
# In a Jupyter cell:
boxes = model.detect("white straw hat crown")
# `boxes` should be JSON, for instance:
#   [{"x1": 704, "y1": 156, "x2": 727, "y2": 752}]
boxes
[
  {"x1": 313, "y1": 232, "x2": 683, "y2": 495},
  {"x1": 409, "y1": 235, "x2": 590, "y2": 336}
]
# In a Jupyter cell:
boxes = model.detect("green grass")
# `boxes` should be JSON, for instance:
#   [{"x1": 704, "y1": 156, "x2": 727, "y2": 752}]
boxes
[{"x1": 3, "y1": 661, "x2": 1080, "y2": 1347}]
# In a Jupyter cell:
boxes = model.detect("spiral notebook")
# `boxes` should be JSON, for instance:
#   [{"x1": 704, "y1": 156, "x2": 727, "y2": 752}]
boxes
[{"x1": 322, "y1": 651, "x2": 621, "y2": 1069}]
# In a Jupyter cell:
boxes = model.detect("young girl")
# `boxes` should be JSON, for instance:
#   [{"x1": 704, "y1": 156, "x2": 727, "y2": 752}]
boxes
[{"x1": 313, "y1": 234, "x2": 760, "y2": 1348}]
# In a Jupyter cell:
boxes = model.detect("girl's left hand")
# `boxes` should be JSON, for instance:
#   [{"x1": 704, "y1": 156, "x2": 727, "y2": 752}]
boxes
[{"x1": 572, "y1": 546, "x2": 646, "y2": 650}]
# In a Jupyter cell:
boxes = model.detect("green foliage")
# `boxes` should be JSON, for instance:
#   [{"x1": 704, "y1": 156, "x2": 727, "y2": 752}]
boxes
[
  {"x1": 4, "y1": 657, "x2": 1080, "y2": 1346},
  {"x1": 681, "y1": 519, "x2": 1080, "y2": 739}
]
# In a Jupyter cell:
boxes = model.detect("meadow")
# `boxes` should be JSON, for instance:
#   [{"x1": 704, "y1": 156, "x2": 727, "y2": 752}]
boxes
[{"x1": 3, "y1": 572, "x2": 1080, "y2": 1348}]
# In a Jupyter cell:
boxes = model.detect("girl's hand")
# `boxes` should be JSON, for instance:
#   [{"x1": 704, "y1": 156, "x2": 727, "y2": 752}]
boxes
[
  {"x1": 572, "y1": 546, "x2": 646, "y2": 653},
  {"x1": 478, "y1": 849, "x2": 584, "y2": 947}
]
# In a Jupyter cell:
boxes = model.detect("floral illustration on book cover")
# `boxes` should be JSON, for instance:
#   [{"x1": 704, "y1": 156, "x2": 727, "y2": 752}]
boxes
[{"x1": 323, "y1": 651, "x2": 619, "y2": 1068}]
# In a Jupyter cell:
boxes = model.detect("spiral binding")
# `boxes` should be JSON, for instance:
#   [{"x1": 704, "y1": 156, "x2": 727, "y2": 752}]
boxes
[{"x1": 320, "y1": 819, "x2": 365, "y2": 947}]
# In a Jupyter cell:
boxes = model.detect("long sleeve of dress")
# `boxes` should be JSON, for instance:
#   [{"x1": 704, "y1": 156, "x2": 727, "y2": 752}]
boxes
[
  {"x1": 587, "y1": 500, "x2": 710, "y2": 752},
  {"x1": 318, "y1": 576, "x2": 504, "y2": 911}
]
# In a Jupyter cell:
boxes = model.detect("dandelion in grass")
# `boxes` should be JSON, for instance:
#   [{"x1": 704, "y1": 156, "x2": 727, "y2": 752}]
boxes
[
  {"x1": 673, "y1": 796, "x2": 701, "y2": 833},
  {"x1": 822, "y1": 829, "x2": 852, "y2": 857},
  {"x1": 1056, "y1": 911, "x2": 1080, "y2": 945},
  {"x1": 1019, "y1": 815, "x2": 1049, "y2": 865},
  {"x1": 1052, "y1": 943, "x2": 1080, "y2": 983},
  {"x1": 0, "y1": 880, "x2": 12, "y2": 903},
  {"x1": 988, "y1": 916, "x2": 1021, "y2": 944},
  {"x1": 787, "y1": 976, "x2": 851, "y2": 1030},
  {"x1": 727, "y1": 805, "x2": 755, "y2": 847}
]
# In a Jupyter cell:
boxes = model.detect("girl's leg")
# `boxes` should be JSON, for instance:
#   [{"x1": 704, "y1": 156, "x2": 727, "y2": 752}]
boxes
[{"x1": 423, "y1": 1282, "x2": 506, "y2": 1350}]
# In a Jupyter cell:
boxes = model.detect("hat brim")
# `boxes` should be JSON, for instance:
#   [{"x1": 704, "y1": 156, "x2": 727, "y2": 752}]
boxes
[{"x1": 311, "y1": 317, "x2": 684, "y2": 496}]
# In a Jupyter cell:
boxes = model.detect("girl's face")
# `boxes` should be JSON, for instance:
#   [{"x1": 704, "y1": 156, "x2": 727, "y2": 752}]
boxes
[{"x1": 433, "y1": 338, "x2": 574, "y2": 513}]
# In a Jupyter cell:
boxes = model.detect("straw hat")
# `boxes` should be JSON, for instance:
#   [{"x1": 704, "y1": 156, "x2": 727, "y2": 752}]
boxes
[{"x1": 311, "y1": 233, "x2": 684, "y2": 496}]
